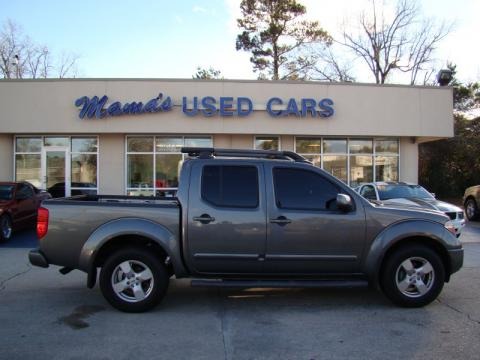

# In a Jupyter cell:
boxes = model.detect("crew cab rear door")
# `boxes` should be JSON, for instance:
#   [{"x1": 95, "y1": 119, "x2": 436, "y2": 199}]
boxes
[
  {"x1": 186, "y1": 161, "x2": 267, "y2": 274},
  {"x1": 264, "y1": 163, "x2": 366, "y2": 274}
]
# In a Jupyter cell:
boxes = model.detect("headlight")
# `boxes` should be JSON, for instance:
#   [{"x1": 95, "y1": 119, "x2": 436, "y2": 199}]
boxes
[{"x1": 444, "y1": 220, "x2": 457, "y2": 235}]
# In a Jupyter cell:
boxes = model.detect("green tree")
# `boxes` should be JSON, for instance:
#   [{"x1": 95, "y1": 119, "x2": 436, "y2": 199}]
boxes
[
  {"x1": 193, "y1": 67, "x2": 223, "y2": 79},
  {"x1": 236, "y1": 0, "x2": 331, "y2": 80},
  {"x1": 419, "y1": 65, "x2": 480, "y2": 198}
]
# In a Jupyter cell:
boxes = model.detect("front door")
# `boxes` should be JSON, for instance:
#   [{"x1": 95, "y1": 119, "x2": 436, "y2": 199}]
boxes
[
  {"x1": 264, "y1": 164, "x2": 366, "y2": 275},
  {"x1": 42, "y1": 147, "x2": 70, "y2": 198}
]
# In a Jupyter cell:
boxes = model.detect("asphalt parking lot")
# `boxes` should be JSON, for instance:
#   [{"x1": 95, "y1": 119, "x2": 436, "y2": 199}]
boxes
[{"x1": 1, "y1": 224, "x2": 479, "y2": 360}]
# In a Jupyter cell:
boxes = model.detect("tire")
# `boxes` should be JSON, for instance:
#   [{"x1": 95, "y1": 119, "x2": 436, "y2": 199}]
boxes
[
  {"x1": 0, "y1": 215, "x2": 13, "y2": 243},
  {"x1": 99, "y1": 247, "x2": 169, "y2": 313},
  {"x1": 381, "y1": 244, "x2": 445, "y2": 307},
  {"x1": 464, "y1": 198, "x2": 479, "y2": 221}
]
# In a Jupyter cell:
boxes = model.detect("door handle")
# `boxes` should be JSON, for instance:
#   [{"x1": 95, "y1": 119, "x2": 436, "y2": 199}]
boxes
[
  {"x1": 270, "y1": 216, "x2": 292, "y2": 225},
  {"x1": 193, "y1": 214, "x2": 216, "y2": 224}
]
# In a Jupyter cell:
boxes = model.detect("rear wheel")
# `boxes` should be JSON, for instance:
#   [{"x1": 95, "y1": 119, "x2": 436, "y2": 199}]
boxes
[
  {"x1": 465, "y1": 198, "x2": 478, "y2": 221},
  {"x1": 0, "y1": 215, "x2": 12, "y2": 243},
  {"x1": 99, "y1": 247, "x2": 169, "y2": 312},
  {"x1": 381, "y1": 245, "x2": 445, "y2": 307}
]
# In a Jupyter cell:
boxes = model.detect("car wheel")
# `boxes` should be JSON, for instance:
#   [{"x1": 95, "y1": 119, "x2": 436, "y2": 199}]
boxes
[
  {"x1": 464, "y1": 198, "x2": 478, "y2": 221},
  {"x1": 381, "y1": 244, "x2": 445, "y2": 307},
  {"x1": 99, "y1": 247, "x2": 169, "y2": 313},
  {"x1": 0, "y1": 215, "x2": 13, "y2": 242}
]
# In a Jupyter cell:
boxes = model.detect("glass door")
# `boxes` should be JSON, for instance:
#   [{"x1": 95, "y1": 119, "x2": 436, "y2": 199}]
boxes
[{"x1": 42, "y1": 147, "x2": 70, "y2": 198}]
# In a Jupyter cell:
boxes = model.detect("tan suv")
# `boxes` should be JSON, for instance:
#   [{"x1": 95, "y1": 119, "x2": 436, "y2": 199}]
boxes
[{"x1": 464, "y1": 185, "x2": 480, "y2": 221}]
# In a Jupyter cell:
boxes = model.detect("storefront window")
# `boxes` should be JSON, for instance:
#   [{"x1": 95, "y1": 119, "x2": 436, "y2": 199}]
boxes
[
  {"x1": 128, "y1": 154, "x2": 153, "y2": 188},
  {"x1": 323, "y1": 139, "x2": 347, "y2": 154},
  {"x1": 127, "y1": 136, "x2": 153, "y2": 152},
  {"x1": 323, "y1": 155, "x2": 348, "y2": 183},
  {"x1": 375, "y1": 139, "x2": 398, "y2": 154},
  {"x1": 126, "y1": 136, "x2": 212, "y2": 196},
  {"x1": 185, "y1": 137, "x2": 212, "y2": 148},
  {"x1": 71, "y1": 154, "x2": 97, "y2": 184},
  {"x1": 15, "y1": 136, "x2": 98, "y2": 195},
  {"x1": 156, "y1": 137, "x2": 183, "y2": 152},
  {"x1": 349, "y1": 139, "x2": 373, "y2": 154},
  {"x1": 255, "y1": 136, "x2": 279, "y2": 151},
  {"x1": 375, "y1": 156, "x2": 399, "y2": 182},
  {"x1": 296, "y1": 138, "x2": 321, "y2": 154},
  {"x1": 72, "y1": 137, "x2": 98, "y2": 153},
  {"x1": 15, "y1": 154, "x2": 41, "y2": 188},
  {"x1": 45, "y1": 137, "x2": 69, "y2": 147},
  {"x1": 295, "y1": 137, "x2": 399, "y2": 186},
  {"x1": 350, "y1": 155, "x2": 373, "y2": 187},
  {"x1": 16, "y1": 137, "x2": 42, "y2": 152}
]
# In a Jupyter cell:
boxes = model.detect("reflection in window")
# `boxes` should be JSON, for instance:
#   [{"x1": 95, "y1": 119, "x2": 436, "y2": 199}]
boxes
[
  {"x1": 45, "y1": 137, "x2": 69, "y2": 147},
  {"x1": 375, "y1": 156, "x2": 398, "y2": 181},
  {"x1": 255, "y1": 137, "x2": 279, "y2": 150},
  {"x1": 15, "y1": 154, "x2": 41, "y2": 188},
  {"x1": 126, "y1": 136, "x2": 213, "y2": 196},
  {"x1": 375, "y1": 139, "x2": 398, "y2": 154},
  {"x1": 323, "y1": 139, "x2": 347, "y2": 154},
  {"x1": 296, "y1": 138, "x2": 321, "y2": 154},
  {"x1": 127, "y1": 137, "x2": 153, "y2": 152},
  {"x1": 323, "y1": 155, "x2": 348, "y2": 183},
  {"x1": 156, "y1": 154, "x2": 182, "y2": 188},
  {"x1": 349, "y1": 139, "x2": 373, "y2": 154},
  {"x1": 72, "y1": 154, "x2": 97, "y2": 184},
  {"x1": 295, "y1": 137, "x2": 399, "y2": 186},
  {"x1": 350, "y1": 155, "x2": 373, "y2": 187},
  {"x1": 72, "y1": 137, "x2": 98, "y2": 153},
  {"x1": 127, "y1": 154, "x2": 153, "y2": 188},
  {"x1": 16, "y1": 138, "x2": 42, "y2": 152}
]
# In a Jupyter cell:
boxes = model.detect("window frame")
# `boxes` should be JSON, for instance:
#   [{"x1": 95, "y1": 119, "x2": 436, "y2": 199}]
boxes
[
  {"x1": 14, "y1": 135, "x2": 99, "y2": 194},
  {"x1": 294, "y1": 137, "x2": 400, "y2": 186}
]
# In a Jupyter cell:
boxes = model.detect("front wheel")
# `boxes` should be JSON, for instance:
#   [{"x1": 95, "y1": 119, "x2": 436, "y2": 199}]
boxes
[
  {"x1": 381, "y1": 245, "x2": 445, "y2": 307},
  {"x1": 99, "y1": 247, "x2": 169, "y2": 313},
  {"x1": 465, "y1": 198, "x2": 478, "y2": 221},
  {"x1": 0, "y1": 215, "x2": 13, "y2": 243}
]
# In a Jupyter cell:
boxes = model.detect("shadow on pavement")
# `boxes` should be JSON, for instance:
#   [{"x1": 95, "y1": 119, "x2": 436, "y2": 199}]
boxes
[{"x1": 0, "y1": 229, "x2": 38, "y2": 248}]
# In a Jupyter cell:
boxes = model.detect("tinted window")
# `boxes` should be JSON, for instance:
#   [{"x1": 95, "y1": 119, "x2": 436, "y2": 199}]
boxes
[
  {"x1": 16, "y1": 184, "x2": 34, "y2": 199},
  {"x1": 202, "y1": 166, "x2": 259, "y2": 208},
  {"x1": 361, "y1": 185, "x2": 377, "y2": 200},
  {"x1": 0, "y1": 185, "x2": 14, "y2": 200},
  {"x1": 274, "y1": 168, "x2": 339, "y2": 210},
  {"x1": 377, "y1": 184, "x2": 434, "y2": 200}
]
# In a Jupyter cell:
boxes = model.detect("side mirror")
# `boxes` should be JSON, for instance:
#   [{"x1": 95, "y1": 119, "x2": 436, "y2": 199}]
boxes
[{"x1": 337, "y1": 194, "x2": 353, "y2": 213}]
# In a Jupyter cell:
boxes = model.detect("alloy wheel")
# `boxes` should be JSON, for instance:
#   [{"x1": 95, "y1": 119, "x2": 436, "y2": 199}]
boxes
[
  {"x1": 395, "y1": 257, "x2": 435, "y2": 298},
  {"x1": 110, "y1": 260, "x2": 154, "y2": 303}
]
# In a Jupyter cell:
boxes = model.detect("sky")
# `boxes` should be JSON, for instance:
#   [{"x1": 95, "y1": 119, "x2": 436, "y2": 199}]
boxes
[{"x1": 1, "y1": 0, "x2": 479, "y2": 83}]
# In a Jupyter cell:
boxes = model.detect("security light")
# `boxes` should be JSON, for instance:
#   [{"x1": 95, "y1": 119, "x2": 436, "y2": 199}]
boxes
[{"x1": 436, "y1": 69, "x2": 453, "y2": 86}]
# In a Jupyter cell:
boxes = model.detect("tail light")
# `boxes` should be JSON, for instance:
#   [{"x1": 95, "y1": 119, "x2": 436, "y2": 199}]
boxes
[{"x1": 37, "y1": 207, "x2": 49, "y2": 239}]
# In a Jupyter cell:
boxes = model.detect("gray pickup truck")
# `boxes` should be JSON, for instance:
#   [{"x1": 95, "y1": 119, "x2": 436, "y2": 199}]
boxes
[{"x1": 29, "y1": 148, "x2": 463, "y2": 312}]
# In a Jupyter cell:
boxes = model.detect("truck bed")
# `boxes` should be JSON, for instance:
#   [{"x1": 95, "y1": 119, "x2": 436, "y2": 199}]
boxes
[{"x1": 39, "y1": 195, "x2": 181, "y2": 270}]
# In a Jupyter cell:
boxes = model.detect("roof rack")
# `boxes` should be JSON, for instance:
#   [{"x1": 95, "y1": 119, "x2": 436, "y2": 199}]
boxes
[{"x1": 181, "y1": 147, "x2": 311, "y2": 163}]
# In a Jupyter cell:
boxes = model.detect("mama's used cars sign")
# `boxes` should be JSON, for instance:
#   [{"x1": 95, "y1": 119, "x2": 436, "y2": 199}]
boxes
[{"x1": 74, "y1": 93, "x2": 334, "y2": 119}]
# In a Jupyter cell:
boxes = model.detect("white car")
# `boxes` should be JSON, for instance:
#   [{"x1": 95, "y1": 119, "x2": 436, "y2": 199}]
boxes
[{"x1": 356, "y1": 182, "x2": 466, "y2": 237}]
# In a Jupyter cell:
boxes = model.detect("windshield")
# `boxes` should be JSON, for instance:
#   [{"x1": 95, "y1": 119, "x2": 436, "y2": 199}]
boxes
[
  {"x1": 0, "y1": 185, "x2": 15, "y2": 200},
  {"x1": 377, "y1": 184, "x2": 434, "y2": 200}
]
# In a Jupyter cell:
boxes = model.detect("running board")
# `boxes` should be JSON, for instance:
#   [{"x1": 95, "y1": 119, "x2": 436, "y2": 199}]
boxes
[{"x1": 190, "y1": 279, "x2": 368, "y2": 289}]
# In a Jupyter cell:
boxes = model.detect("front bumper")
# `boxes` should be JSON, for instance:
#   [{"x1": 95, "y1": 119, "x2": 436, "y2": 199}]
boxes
[
  {"x1": 448, "y1": 248, "x2": 464, "y2": 275},
  {"x1": 29, "y1": 249, "x2": 49, "y2": 268}
]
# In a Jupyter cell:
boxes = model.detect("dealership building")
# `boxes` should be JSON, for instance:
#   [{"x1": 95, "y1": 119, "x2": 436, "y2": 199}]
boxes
[{"x1": 0, "y1": 79, "x2": 453, "y2": 197}]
